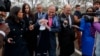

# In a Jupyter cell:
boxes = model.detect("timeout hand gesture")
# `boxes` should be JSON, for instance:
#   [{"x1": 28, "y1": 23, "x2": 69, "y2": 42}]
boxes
[{"x1": 39, "y1": 19, "x2": 48, "y2": 25}]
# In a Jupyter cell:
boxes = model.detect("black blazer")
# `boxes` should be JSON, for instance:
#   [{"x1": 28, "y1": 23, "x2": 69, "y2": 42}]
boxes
[
  {"x1": 23, "y1": 14, "x2": 37, "y2": 44},
  {"x1": 23, "y1": 14, "x2": 34, "y2": 27}
]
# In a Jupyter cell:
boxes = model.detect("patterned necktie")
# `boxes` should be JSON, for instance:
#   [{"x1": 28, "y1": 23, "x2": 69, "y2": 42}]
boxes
[
  {"x1": 48, "y1": 18, "x2": 52, "y2": 27},
  {"x1": 68, "y1": 15, "x2": 72, "y2": 28}
]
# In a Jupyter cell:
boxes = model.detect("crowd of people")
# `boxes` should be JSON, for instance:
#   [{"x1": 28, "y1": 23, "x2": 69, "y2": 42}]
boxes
[{"x1": 0, "y1": 0, "x2": 100, "y2": 56}]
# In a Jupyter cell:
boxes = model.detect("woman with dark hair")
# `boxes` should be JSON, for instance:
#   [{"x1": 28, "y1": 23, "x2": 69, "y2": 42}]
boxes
[
  {"x1": 86, "y1": 7, "x2": 95, "y2": 13},
  {"x1": 22, "y1": 3, "x2": 37, "y2": 56},
  {"x1": 4, "y1": 6, "x2": 29, "y2": 56},
  {"x1": 80, "y1": 7, "x2": 95, "y2": 56}
]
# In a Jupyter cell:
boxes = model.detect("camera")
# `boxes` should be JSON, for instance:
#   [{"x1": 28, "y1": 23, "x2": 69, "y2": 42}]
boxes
[
  {"x1": 63, "y1": 22, "x2": 68, "y2": 27},
  {"x1": 61, "y1": 18, "x2": 68, "y2": 27},
  {"x1": 0, "y1": 17, "x2": 4, "y2": 24},
  {"x1": 0, "y1": 0, "x2": 11, "y2": 12},
  {"x1": 83, "y1": 12, "x2": 100, "y2": 23}
]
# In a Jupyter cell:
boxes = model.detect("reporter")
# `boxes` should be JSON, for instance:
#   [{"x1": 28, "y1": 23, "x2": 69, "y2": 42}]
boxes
[
  {"x1": 93, "y1": 17, "x2": 100, "y2": 56},
  {"x1": 80, "y1": 7, "x2": 95, "y2": 56}
]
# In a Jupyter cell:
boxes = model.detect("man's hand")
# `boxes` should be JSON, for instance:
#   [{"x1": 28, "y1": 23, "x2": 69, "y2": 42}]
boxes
[
  {"x1": 39, "y1": 19, "x2": 48, "y2": 25},
  {"x1": 44, "y1": 22, "x2": 51, "y2": 31},
  {"x1": 7, "y1": 38, "x2": 14, "y2": 44},
  {"x1": 94, "y1": 17, "x2": 99, "y2": 22},
  {"x1": 29, "y1": 24, "x2": 34, "y2": 31},
  {"x1": 63, "y1": 20, "x2": 68, "y2": 24}
]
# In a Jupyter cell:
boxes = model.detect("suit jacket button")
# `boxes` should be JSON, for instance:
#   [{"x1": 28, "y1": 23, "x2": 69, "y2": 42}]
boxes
[
  {"x1": 21, "y1": 28, "x2": 23, "y2": 31},
  {"x1": 20, "y1": 35, "x2": 23, "y2": 37},
  {"x1": 13, "y1": 29, "x2": 15, "y2": 31}
]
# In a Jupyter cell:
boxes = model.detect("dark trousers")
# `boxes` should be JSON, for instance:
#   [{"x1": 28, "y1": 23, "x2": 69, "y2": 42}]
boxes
[
  {"x1": 35, "y1": 31, "x2": 49, "y2": 56},
  {"x1": 27, "y1": 37, "x2": 37, "y2": 56},
  {"x1": 49, "y1": 34, "x2": 56, "y2": 56},
  {"x1": 27, "y1": 43, "x2": 34, "y2": 56},
  {"x1": 59, "y1": 44, "x2": 74, "y2": 56},
  {"x1": 4, "y1": 43, "x2": 30, "y2": 56},
  {"x1": 59, "y1": 37, "x2": 74, "y2": 56}
]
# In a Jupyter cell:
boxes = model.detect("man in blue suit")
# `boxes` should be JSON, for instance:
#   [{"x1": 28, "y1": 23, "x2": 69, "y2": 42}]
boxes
[{"x1": 36, "y1": 5, "x2": 60, "y2": 56}]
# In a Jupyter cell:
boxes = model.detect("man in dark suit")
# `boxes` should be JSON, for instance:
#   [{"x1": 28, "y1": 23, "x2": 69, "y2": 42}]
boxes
[
  {"x1": 34, "y1": 4, "x2": 46, "y2": 55},
  {"x1": 34, "y1": 3, "x2": 45, "y2": 41},
  {"x1": 58, "y1": 5, "x2": 75, "y2": 56},
  {"x1": 74, "y1": 5, "x2": 82, "y2": 50},
  {"x1": 34, "y1": 4, "x2": 45, "y2": 21}
]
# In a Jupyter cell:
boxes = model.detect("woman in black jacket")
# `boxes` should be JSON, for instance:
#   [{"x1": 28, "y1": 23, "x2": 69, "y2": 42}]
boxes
[
  {"x1": 4, "y1": 6, "x2": 29, "y2": 56},
  {"x1": 22, "y1": 3, "x2": 37, "y2": 56}
]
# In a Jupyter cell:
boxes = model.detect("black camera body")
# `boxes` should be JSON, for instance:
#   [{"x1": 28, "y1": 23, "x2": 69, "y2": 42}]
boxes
[
  {"x1": 83, "y1": 12, "x2": 100, "y2": 23},
  {"x1": 0, "y1": 0, "x2": 11, "y2": 12},
  {"x1": 0, "y1": 16, "x2": 5, "y2": 23}
]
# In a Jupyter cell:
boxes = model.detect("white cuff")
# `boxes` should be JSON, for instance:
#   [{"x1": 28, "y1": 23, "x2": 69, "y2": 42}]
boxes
[{"x1": 0, "y1": 31, "x2": 6, "y2": 37}]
